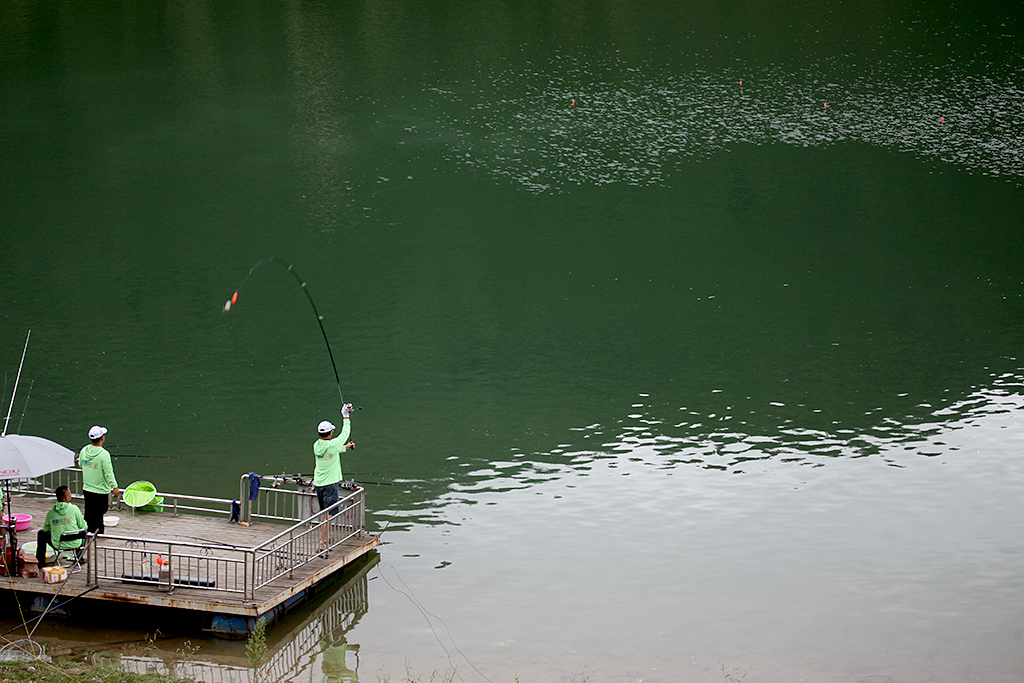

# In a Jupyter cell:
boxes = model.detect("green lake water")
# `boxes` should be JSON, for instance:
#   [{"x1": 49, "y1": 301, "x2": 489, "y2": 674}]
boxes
[{"x1": 3, "y1": 1, "x2": 1024, "y2": 681}]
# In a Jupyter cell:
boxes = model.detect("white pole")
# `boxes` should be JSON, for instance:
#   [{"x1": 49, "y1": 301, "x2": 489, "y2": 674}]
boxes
[{"x1": 2, "y1": 330, "x2": 31, "y2": 438}]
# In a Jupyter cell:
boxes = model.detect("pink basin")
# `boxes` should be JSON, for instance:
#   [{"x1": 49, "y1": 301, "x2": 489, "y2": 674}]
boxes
[{"x1": 3, "y1": 514, "x2": 32, "y2": 531}]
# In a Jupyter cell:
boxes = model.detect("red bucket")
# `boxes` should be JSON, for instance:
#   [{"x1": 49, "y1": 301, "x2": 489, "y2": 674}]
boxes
[{"x1": 0, "y1": 546, "x2": 15, "y2": 576}]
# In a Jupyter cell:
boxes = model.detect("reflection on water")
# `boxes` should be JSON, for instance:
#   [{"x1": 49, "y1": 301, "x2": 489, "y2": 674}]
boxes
[
  {"x1": 381, "y1": 372, "x2": 1024, "y2": 516},
  {"x1": 14, "y1": 554, "x2": 377, "y2": 683},
  {"x1": 426, "y1": 55, "x2": 1024, "y2": 191},
  {"x1": 3, "y1": 1, "x2": 1024, "y2": 681},
  {"x1": 357, "y1": 378, "x2": 1024, "y2": 683}
]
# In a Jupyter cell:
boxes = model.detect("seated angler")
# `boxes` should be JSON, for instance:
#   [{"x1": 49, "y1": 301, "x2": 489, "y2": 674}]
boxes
[{"x1": 37, "y1": 485, "x2": 88, "y2": 568}]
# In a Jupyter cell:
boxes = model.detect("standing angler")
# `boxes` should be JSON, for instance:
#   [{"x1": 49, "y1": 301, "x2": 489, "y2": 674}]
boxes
[
  {"x1": 79, "y1": 425, "x2": 120, "y2": 534},
  {"x1": 313, "y1": 403, "x2": 355, "y2": 517}
]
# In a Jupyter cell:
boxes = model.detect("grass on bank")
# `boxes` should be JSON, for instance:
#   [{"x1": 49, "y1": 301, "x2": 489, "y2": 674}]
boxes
[
  {"x1": 0, "y1": 661, "x2": 462, "y2": 683},
  {"x1": 0, "y1": 661, "x2": 195, "y2": 683}
]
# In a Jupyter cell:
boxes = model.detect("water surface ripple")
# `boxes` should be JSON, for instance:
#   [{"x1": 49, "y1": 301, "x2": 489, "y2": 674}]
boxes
[{"x1": 425, "y1": 55, "x2": 1024, "y2": 191}]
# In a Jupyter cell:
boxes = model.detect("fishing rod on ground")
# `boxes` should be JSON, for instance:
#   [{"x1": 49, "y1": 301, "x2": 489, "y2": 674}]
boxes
[
  {"x1": 345, "y1": 473, "x2": 404, "y2": 486},
  {"x1": 224, "y1": 257, "x2": 357, "y2": 416},
  {"x1": 264, "y1": 472, "x2": 397, "y2": 488}
]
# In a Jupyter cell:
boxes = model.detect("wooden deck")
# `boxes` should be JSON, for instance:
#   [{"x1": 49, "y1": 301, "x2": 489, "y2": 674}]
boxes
[{"x1": 1, "y1": 494, "x2": 379, "y2": 620}]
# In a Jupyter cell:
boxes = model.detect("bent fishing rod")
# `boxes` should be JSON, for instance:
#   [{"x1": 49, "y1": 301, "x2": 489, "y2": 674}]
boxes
[{"x1": 224, "y1": 257, "x2": 348, "y2": 410}]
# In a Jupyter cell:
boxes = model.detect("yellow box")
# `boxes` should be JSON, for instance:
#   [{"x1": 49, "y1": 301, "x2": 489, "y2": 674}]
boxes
[{"x1": 42, "y1": 566, "x2": 68, "y2": 584}]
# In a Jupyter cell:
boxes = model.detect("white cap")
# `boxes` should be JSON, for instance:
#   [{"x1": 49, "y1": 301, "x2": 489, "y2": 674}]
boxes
[
  {"x1": 317, "y1": 420, "x2": 335, "y2": 435},
  {"x1": 88, "y1": 425, "x2": 108, "y2": 440}
]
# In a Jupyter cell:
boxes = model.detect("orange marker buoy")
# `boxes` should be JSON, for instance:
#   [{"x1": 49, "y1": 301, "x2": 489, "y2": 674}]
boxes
[
  {"x1": 232, "y1": 292, "x2": 238, "y2": 304},
  {"x1": 824, "y1": 102, "x2": 828, "y2": 108},
  {"x1": 740, "y1": 80, "x2": 743, "y2": 86},
  {"x1": 941, "y1": 116, "x2": 945, "y2": 122},
  {"x1": 571, "y1": 99, "x2": 575, "y2": 105}
]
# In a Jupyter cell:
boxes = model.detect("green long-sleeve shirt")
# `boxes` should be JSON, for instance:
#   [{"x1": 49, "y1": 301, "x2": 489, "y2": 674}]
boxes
[
  {"x1": 80, "y1": 444, "x2": 118, "y2": 494},
  {"x1": 312, "y1": 418, "x2": 351, "y2": 487},
  {"x1": 42, "y1": 501, "x2": 87, "y2": 549}
]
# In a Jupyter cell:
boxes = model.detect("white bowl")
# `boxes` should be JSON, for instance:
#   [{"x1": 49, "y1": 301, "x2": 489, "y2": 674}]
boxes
[
  {"x1": 22, "y1": 541, "x2": 56, "y2": 563},
  {"x1": 103, "y1": 515, "x2": 119, "y2": 527}
]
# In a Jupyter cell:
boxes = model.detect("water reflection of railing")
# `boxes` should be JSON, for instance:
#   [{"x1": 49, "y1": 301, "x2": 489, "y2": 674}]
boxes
[
  {"x1": 103, "y1": 554, "x2": 377, "y2": 683},
  {"x1": 262, "y1": 558, "x2": 370, "y2": 683},
  {"x1": 124, "y1": 659, "x2": 249, "y2": 683}
]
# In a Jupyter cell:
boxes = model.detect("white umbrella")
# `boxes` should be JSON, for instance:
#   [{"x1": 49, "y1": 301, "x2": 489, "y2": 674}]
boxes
[
  {"x1": 0, "y1": 434, "x2": 75, "y2": 480},
  {"x1": 1, "y1": 434, "x2": 76, "y2": 545}
]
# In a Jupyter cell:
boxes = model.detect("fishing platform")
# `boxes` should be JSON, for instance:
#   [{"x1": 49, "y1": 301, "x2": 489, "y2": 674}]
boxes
[{"x1": 1, "y1": 470, "x2": 379, "y2": 636}]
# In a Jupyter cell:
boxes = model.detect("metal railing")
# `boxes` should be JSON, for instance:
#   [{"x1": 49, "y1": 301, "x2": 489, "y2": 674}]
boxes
[
  {"x1": 250, "y1": 488, "x2": 365, "y2": 595},
  {"x1": 11, "y1": 470, "x2": 236, "y2": 519},
  {"x1": 90, "y1": 534, "x2": 249, "y2": 596},
  {"x1": 11, "y1": 470, "x2": 319, "y2": 523},
  {"x1": 8, "y1": 468, "x2": 86, "y2": 501},
  {"x1": 240, "y1": 473, "x2": 319, "y2": 525},
  {"x1": 9, "y1": 468, "x2": 370, "y2": 601},
  {"x1": 156, "y1": 492, "x2": 236, "y2": 519},
  {"x1": 84, "y1": 484, "x2": 366, "y2": 600}
]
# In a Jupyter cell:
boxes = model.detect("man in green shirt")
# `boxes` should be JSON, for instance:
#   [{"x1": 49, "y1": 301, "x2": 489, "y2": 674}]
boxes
[
  {"x1": 37, "y1": 485, "x2": 87, "y2": 567},
  {"x1": 312, "y1": 404, "x2": 355, "y2": 516},
  {"x1": 79, "y1": 425, "x2": 120, "y2": 534}
]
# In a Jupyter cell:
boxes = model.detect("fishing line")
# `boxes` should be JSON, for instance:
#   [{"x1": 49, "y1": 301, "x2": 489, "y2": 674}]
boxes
[
  {"x1": 374, "y1": 546, "x2": 461, "y2": 681},
  {"x1": 0, "y1": 537, "x2": 94, "y2": 682},
  {"x1": 0, "y1": 633, "x2": 83, "y2": 683},
  {"x1": 23, "y1": 534, "x2": 100, "y2": 639},
  {"x1": 224, "y1": 257, "x2": 347, "y2": 409},
  {"x1": 372, "y1": 513, "x2": 494, "y2": 683},
  {"x1": 0, "y1": 551, "x2": 31, "y2": 639},
  {"x1": 61, "y1": 447, "x2": 177, "y2": 460}
]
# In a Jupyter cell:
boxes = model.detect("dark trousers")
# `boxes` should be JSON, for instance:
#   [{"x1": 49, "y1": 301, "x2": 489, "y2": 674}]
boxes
[
  {"x1": 316, "y1": 482, "x2": 340, "y2": 517},
  {"x1": 36, "y1": 529, "x2": 52, "y2": 566},
  {"x1": 36, "y1": 529, "x2": 86, "y2": 567},
  {"x1": 84, "y1": 491, "x2": 109, "y2": 534}
]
